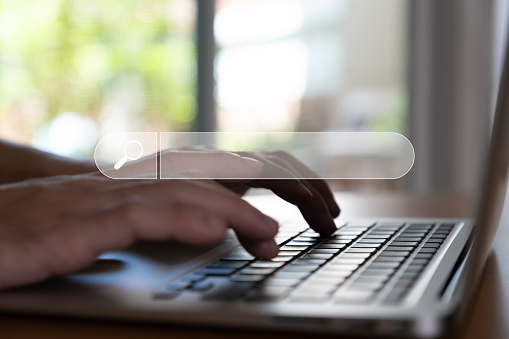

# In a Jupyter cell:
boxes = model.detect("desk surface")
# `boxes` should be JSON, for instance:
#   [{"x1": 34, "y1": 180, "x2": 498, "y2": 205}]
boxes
[{"x1": 1, "y1": 192, "x2": 508, "y2": 339}]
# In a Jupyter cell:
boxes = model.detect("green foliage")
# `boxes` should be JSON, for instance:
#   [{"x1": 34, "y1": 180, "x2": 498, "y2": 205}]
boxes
[{"x1": 0, "y1": 0, "x2": 196, "y2": 130}]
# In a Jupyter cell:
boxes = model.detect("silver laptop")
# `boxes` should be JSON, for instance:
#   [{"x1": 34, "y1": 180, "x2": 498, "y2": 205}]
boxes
[{"x1": 1, "y1": 27, "x2": 509, "y2": 339}]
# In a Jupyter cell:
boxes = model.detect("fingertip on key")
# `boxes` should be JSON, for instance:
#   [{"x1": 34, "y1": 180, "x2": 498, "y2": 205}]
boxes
[
  {"x1": 263, "y1": 215, "x2": 279, "y2": 237},
  {"x1": 254, "y1": 239, "x2": 280, "y2": 259},
  {"x1": 319, "y1": 215, "x2": 338, "y2": 236},
  {"x1": 329, "y1": 201, "x2": 341, "y2": 218}
]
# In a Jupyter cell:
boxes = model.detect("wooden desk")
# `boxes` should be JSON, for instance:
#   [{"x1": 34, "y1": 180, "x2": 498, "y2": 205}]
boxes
[{"x1": 0, "y1": 192, "x2": 508, "y2": 339}]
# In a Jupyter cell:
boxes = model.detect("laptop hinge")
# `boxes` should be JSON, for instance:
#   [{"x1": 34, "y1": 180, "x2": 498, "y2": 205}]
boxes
[{"x1": 440, "y1": 235, "x2": 474, "y2": 302}]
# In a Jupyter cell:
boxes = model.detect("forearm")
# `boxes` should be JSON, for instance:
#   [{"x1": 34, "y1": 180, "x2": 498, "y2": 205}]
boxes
[{"x1": 0, "y1": 140, "x2": 97, "y2": 185}]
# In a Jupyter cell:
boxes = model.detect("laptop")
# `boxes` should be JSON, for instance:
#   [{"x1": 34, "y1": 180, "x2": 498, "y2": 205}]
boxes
[{"x1": 0, "y1": 29, "x2": 508, "y2": 339}]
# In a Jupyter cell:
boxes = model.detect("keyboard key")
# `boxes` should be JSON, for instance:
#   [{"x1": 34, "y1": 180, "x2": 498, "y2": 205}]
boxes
[
  {"x1": 439, "y1": 223, "x2": 455, "y2": 228},
  {"x1": 277, "y1": 251, "x2": 302, "y2": 257},
  {"x1": 269, "y1": 256, "x2": 294, "y2": 262},
  {"x1": 410, "y1": 258, "x2": 430, "y2": 265},
  {"x1": 357, "y1": 239, "x2": 386, "y2": 244},
  {"x1": 272, "y1": 271, "x2": 310, "y2": 280},
  {"x1": 351, "y1": 279, "x2": 386, "y2": 291},
  {"x1": 231, "y1": 274, "x2": 267, "y2": 282},
  {"x1": 324, "y1": 239, "x2": 352, "y2": 244},
  {"x1": 364, "y1": 235, "x2": 392, "y2": 239},
  {"x1": 377, "y1": 222, "x2": 405, "y2": 227},
  {"x1": 399, "y1": 271, "x2": 420, "y2": 281},
  {"x1": 207, "y1": 261, "x2": 249, "y2": 269},
  {"x1": 391, "y1": 242, "x2": 419, "y2": 247},
  {"x1": 405, "y1": 264, "x2": 425, "y2": 272},
  {"x1": 401, "y1": 230, "x2": 428, "y2": 235},
  {"x1": 338, "y1": 231, "x2": 365, "y2": 236},
  {"x1": 249, "y1": 261, "x2": 286, "y2": 268},
  {"x1": 240, "y1": 268, "x2": 277, "y2": 275},
  {"x1": 301, "y1": 253, "x2": 334, "y2": 260},
  {"x1": 394, "y1": 237, "x2": 423, "y2": 242},
  {"x1": 367, "y1": 261, "x2": 401, "y2": 269},
  {"x1": 221, "y1": 250, "x2": 255, "y2": 261},
  {"x1": 287, "y1": 241, "x2": 316, "y2": 246},
  {"x1": 386, "y1": 246, "x2": 414, "y2": 252},
  {"x1": 303, "y1": 277, "x2": 346, "y2": 287},
  {"x1": 309, "y1": 249, "x2": 338, "y2": 254},
  {"x1": 360, "y1": 268, "x2": 395, "y2": 277},
  {"x1": 194, "y1": 268, "x2": 237, "y2": 276},
  {"x1": 204, "y1": 281, "x2": 256, "y2": 301},
  {"x1": 351, "y1": 243, "x2": 382, "y2": 248},
  {"x1": 422, "y1": 243, "x2": 440, "y2": 248},
  {"x1": 342, "y1": 253, "x2": 371, "y2": 259},
  {"x1": 281, "y1": 246, "x2": 308, "y2": 251},
  {"x1": 314, "y1": 271, "x2": 354, "y2": 279},
  {"x1": 316, "y1": 243, "x2": 348, "y2": 249},
  {"x1": 332, "y1": 258, "x2": 365, "y2": 265},
  {"x1": 414, "y1": 253, "x2": 434, "y2": 259},
  {"x1": 418, "y1": 248, "x2": 437, "y2": 254},
  {"x1": 374, "y1": 256, "x2": 406, "y2": 263},
  {"x1": 345, "y1": 248, "x2": 378, "y2": 253},
  {"x1": 407, "y1": 223, "x2": 434, "y2": 228},
  {"x1": 379, "y1": 251, "x2": 411, "y2": 257},
  {"x1": 369, "y1": 231, "x2": 396, "y2": 236},
  {"x1": 263, "y1": 278, "x2": 300, "y2": 287},
  {"x1": 345, "y1": 222, "x2": 376, "y2": 227},
  {"x1": 327, "y1": 264, "x2": 361, "y2": 272},
  {"x1": 282, "y1": 265, "x2": 318, "y2": 273},
  {"x1": 293, "y1": 259, "x2": 327, "y2": 265}
]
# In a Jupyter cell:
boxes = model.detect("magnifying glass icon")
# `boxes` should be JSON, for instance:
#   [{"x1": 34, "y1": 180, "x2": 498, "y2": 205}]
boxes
[{"x1": 114, "y1": 140, "x2": 144, "y2": 170}]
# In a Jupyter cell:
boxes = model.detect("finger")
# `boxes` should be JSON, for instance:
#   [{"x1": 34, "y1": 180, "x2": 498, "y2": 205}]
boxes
[
  {"x1": 235, "y1": 152, "x2": 313, "y2": 204},
  {"x1": 112, "y1": 180, "x2": 280, "y2": 244},
  {"x1": 92, "y1": 202, "x2": 228, "y2": 247},
  {"x1": 255, "y1": 157, "x2": 337, "y2": 236},
  {"x1": 236, "y1": 235, "x2": 279, "y2": 259},
  {"x1": 246, "y1": 178, "x2": 337, "y2": 236},
  {"x1": 44, "y1": 201, "x2": 229, "y2": 276},
  {"x1": 160, "y1": 151, "x2": 263, "y2": 179},
  {"x1": 268, "y1": 151, "x2": 340, "y2": 217},
  {"x1": 87, "y1": 196, "x2": 277, "y2": 259}
]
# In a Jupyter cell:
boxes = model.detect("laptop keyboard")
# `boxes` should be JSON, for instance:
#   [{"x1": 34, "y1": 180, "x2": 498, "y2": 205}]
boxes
[{"x1": 154, "y1": 221, "x2": 456, "y2": 304}]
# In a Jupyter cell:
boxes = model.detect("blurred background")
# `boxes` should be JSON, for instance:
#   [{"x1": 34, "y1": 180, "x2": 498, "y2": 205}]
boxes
[{"x1": 0, "y1": 0, "x2": 506, "y2": 193}]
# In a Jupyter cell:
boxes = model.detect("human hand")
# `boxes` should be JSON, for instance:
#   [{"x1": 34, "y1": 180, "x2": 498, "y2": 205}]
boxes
[
  {"x1": 118, "y1": 148, "x2": 340, "y2": 235},
  {"x1": 0, "y1": 175, "x2": 279, "y2": 289},
  {"x1": 222, "y1": 150, "x2": 340, "y2": 235}
]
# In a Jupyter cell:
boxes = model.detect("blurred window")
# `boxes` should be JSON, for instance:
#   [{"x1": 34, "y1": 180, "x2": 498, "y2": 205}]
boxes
[{"x1": 215, "y1": 0, "x2": 408, "y2": 134}]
